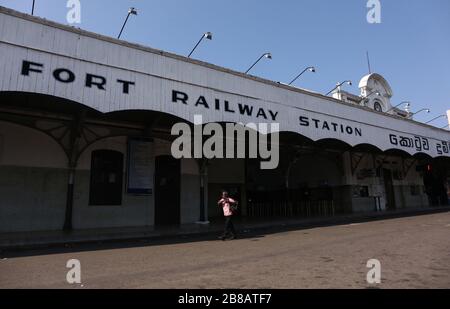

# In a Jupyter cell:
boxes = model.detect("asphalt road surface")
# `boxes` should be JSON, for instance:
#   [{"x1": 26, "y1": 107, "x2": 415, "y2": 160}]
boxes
[{"x1": 1, "y1": 212, "x2": 449, "y2": 289}]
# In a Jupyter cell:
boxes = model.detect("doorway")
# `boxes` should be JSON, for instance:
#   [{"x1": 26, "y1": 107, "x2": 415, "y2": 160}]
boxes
[
  {"x1": 155, "y1": 156, "x2": 181, "y2": 226},
  {"x1": 383, "y1": 169, "x2": 396, "y2": 210}
]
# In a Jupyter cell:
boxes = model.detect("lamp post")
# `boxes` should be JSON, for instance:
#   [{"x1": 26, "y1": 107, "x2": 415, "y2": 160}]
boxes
[
  {"x1": 188, "y1": 32, "x2": 213, "y2": 58},
  {"x1": 408, "y1": 108, "x2": 431, "y2": 119},
  {"x1": 118, "y1": 7, "x2": 138, "y2": 39},
  {"x1": 288, "y1": 66, "x2": 316, "y2": 85},
  {"x1": 32, "y1": 0, "x2": 35, "y2": 15},
  {"x1": 386, "y1": 101, "x2": 411, "y2": 113},
  {"x1": 426, "y1": 114, "x2": 447, "y2": 124},
  {"x1": 325, "y1": 80, "x2": 352, "y2": 96},
  {"x1": 245, "y1": 53, "x2": 272, "y2": 74}
]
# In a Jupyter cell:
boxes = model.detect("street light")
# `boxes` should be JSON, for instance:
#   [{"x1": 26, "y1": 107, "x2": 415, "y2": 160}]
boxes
[
  {"x1": 409, "y1": 108, "x2": 431, "y2": 119},
  {"x1": 386, "y1": 101, "x2": 411, "y2": 113},
  {"x1": 118, "y1": 7, "x2": 138, "y2": 39},
  {"x1": 325, "y1": 80, "x2": 352, "y2": 96},
  {"x1": 288, "y1": 66, "x2": 316, "y2": 85},
  {"x1": 188, "y1": 32, "x2": 213, "y2": 58},
  {"x1": 245, "y1": 53, "x2": 272, "y2": 74},
  {"x1": 426, "y1": 114, "x2": 447, "y2": 124}
]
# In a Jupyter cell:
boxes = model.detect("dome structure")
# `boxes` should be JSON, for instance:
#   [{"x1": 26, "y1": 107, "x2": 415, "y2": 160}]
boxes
[{"x1": 358, "y1": 73, "x2": 394, "y2": 113}]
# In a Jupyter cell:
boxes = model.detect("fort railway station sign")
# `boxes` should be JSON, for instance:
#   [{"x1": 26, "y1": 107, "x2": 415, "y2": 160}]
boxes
[{"x1": 0, "y1": 7, "x2": 449, "y2": 158}]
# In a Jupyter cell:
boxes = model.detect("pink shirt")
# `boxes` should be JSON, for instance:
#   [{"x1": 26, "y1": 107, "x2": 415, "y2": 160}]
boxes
[{"x1": 219, "y1": 198, "x2": 236, "y2": 217}]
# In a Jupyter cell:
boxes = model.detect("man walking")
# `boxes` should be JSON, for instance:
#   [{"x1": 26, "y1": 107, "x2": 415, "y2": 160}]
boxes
[{"x1": 218, "y1": 191, "x2": 238, "y2": 240}]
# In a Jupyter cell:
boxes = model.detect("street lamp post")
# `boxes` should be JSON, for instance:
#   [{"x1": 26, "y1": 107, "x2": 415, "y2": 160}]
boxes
[
  {"x1": 245, "y1": 53, "x2": 272, "y2": 74},
  {"x1": 118, "y1": 7, "x2": 138, "y2": 39},
  {"x1": 386, "y1": 101, "x2": 411, "y2": 113},
  {"x1": 288, "y1": 66, "x2": 316, "y2": 85},
  {"x1": 409, "y1": 108, "x2": 431, "y2": 119},
  {"x1": 32, "y1": 0, "x2": 35, "y2": 15},
  {"x1": 325, "y1": 80, "x2": 352, "y2": 96},
  {"x1": 188, "y1": 32, "x2": 213, "y2": 58},
  {"x1": 426, "y1": 115, "x2": 447, "y2": 124}
]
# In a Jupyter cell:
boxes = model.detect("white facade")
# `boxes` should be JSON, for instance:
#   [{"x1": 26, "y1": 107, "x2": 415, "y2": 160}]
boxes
[
  {"x1": 0, "y1": 8, "x2": 448, "y2": 157},
  {"x1": 0, "y1": 7, "x2": 448, "y2": 234}
]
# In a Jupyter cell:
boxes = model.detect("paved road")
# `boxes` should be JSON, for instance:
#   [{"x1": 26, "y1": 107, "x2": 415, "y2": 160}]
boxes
[{"x1": 1, "y1": 212, "x2": 449, "y2": 289}]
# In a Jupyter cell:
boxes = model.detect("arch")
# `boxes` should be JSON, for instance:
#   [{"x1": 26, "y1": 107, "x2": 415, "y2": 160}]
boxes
[
  {"x1": 353, "y1": 143, "x2": 384, "y2": 154},
  {"x1": 434, "y1": 155, "x2": 450, "y2": 161},
  {"x1": 383, "y1": 148, "x2": 413, "y2": 158},
  {"x1": 2, "y1": 91, "x2": 446, "y2": 161},
  {"x1": 0, "y1": 120, "x2": 67, "y2": 168},
  {"x1": 278, "y1": 131, "x2": 315, "y2": 146},
  {"x1": 413, "y1": 152, "x2": 433, "y2": 160},
  {"x1": 316, "y1": 138, "x2": 353, "y2": 151},
  {"x1": 104, "y1": 109, "x2": 191, "y2": 128},
  {"x1": 0, "y1": 91, "x2": 104, "y2": 161},
  {"x1": 0, "y1": 91, "x2": 102, "y2": 116},
  {"x1": 0, "y1": 120, "x2": 68, "y2": 233}
]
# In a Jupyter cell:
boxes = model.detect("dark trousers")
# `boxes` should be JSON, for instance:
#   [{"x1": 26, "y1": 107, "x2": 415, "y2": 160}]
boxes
[{"x1": 223, "y1": 216, "x2": 236, "y2": 237}]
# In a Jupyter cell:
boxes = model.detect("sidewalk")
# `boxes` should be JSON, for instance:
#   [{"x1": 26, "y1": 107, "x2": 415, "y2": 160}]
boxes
[{"x1": 1, "y1": 206, "x2": 449, "y2": 250}]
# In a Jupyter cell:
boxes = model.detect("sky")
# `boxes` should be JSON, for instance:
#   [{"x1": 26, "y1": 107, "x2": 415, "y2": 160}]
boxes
[{"x1": 1, "y1": 0, "x2": 449, "y2": 127}]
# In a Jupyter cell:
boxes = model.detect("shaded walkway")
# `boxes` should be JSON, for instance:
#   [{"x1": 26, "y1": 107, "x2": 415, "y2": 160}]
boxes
[{"x1": 1, "y1": 206, "x2": 449, "y2": 254}]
